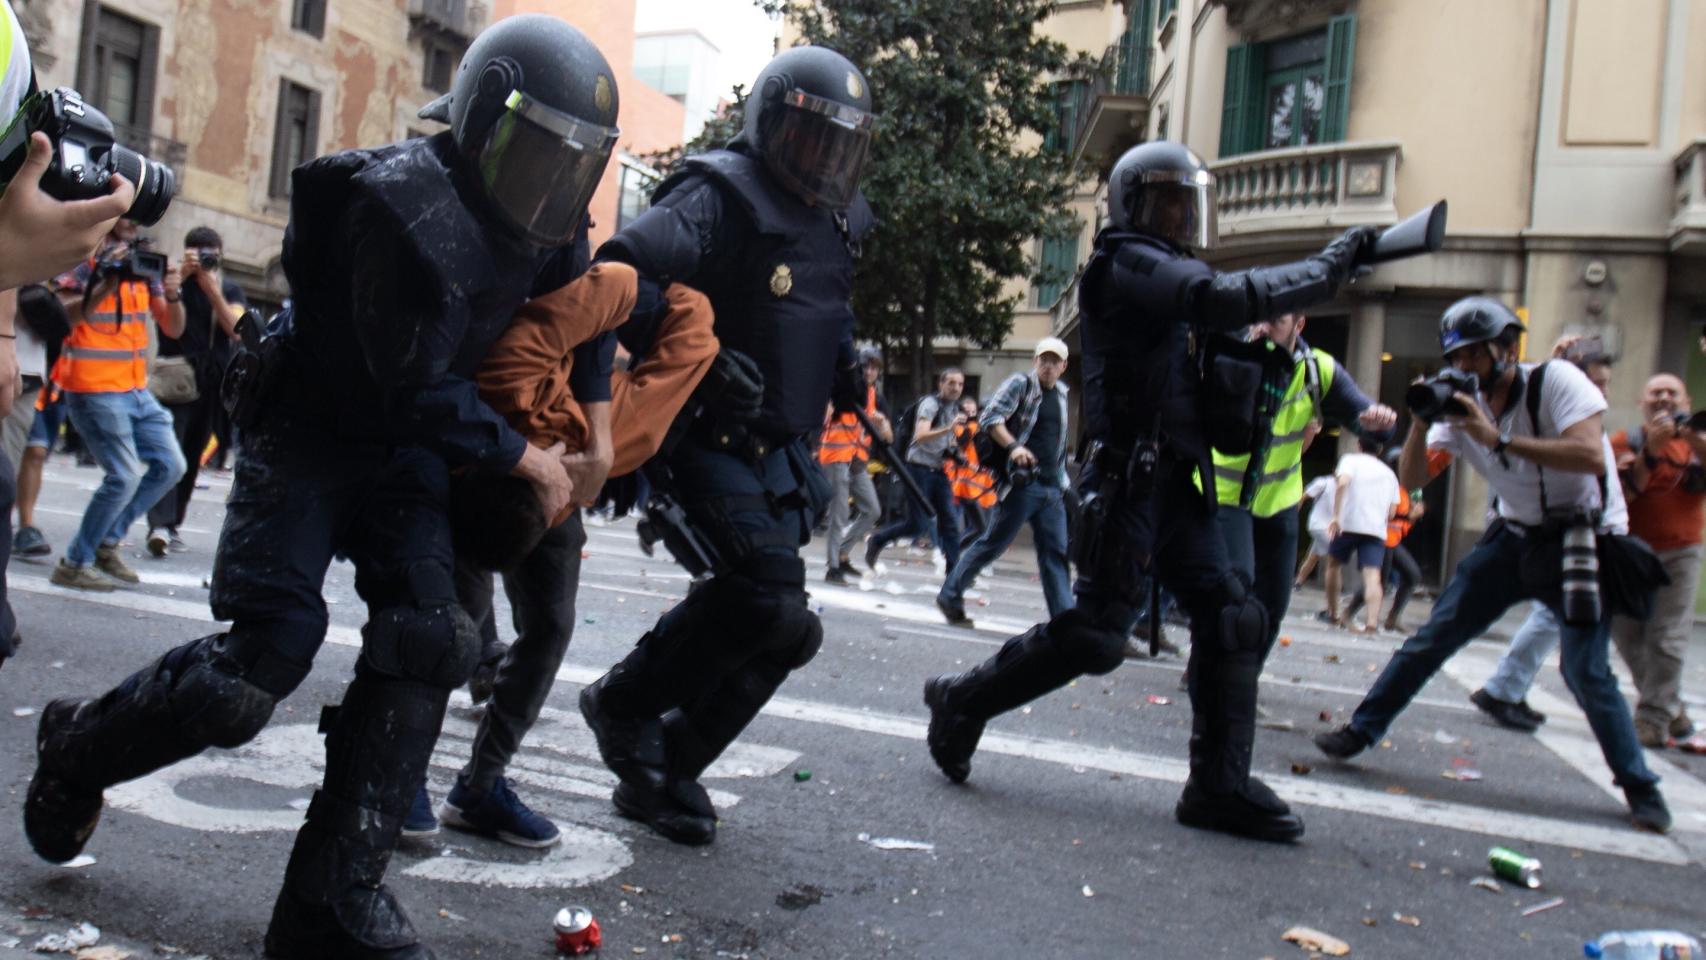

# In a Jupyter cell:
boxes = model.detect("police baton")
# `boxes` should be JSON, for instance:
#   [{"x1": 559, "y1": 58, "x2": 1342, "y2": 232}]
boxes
[{"x1": 851, "y1": 406, "x2": 937, "y2": 520}]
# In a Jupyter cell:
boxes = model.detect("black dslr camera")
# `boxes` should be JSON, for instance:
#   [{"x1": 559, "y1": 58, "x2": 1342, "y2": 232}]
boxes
[
  {"x1": 94, "y1": 236, "x2": 166, "y2": 284},
  {"x1": 1406, "y1": 368, "x2": 1480, "y2": 422},
  {"x1": 1670, "y1": 410, "x2": 1706, "y2": 432},
  {"x1": 0, "y1": 87, "x2": 175, "y2": 225}
]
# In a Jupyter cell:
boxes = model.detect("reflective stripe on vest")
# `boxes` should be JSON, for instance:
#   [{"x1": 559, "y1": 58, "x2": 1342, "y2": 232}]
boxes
[
  {"x1": 1211, "y1": 348, "x2": 1337, "y2": 517},
  {"x1": 817, "y1": 384, "x2": 879, "y2": 464},
  {"x1": 949, "y1": 423, "x2": 997, "y2": 507},
  {"x1": 60, "y1": 279, "x2": 152, "y2": 393}
]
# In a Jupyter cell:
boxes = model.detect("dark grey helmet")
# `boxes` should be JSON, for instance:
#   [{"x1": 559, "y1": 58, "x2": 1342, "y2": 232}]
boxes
[
  {"x1": 1106, "y1": 140, "x2": 1217, "y2": 251},
  {"x1": 743, "y1": 46, "x2": 876, "y2": 210},
  {"x1": 1439, "y1": 296, "x2": 1525, "y2": 356},
  {"x1": 418, "y1": 14, "x2": 620, "y2": 247},
  {"x1": 858, "y1": 345, "x2": 883, "y2": 365}
]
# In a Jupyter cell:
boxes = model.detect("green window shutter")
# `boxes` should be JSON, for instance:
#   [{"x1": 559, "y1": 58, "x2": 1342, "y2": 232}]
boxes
[
  {"x1": 1119, "y1": 0, "x2": 1156, "y2": 94},
  {"x1": 1323, "y1": 13, "x2": 1357, "y2": 143},
  {"x1": 1220, "y1": 43, "x2": 1253, "y2": 157}
]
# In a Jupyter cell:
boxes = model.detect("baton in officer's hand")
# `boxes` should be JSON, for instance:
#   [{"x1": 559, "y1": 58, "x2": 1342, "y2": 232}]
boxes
[{"x1": 852, "y1": 406, "x2": 936, "y2": 520}]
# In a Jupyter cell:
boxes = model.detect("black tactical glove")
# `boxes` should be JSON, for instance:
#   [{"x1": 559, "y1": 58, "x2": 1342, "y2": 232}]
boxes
[
  {"x1": 697, "y1": 348, "x2": 765, "y2": 422},
  {"x1": 1318, "y1": 226, "x2": 1382, "y2": 280},
  {"x1": 830, "y1": 359, "x2": 864, "y2": 414}
]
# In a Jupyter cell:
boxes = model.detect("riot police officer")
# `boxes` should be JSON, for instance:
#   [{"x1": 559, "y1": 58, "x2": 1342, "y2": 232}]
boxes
[
  {"x1": 578, "y1": 45, "x2": 877, "y2": 845},
  {"x1": 922, "y1": 141, "x2": 1378, "y2": 842},
  {"x1": 22, "y1": 16, "x2": 620, "y2": 958}
]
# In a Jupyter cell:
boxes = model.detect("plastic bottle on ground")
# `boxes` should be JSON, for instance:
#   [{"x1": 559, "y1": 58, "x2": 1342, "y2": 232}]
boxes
[{"x1": 1583, "y1": 930, "x2": 1703, "y2": 959}]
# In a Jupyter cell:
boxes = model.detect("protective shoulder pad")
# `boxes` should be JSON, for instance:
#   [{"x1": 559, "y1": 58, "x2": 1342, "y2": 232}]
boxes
[
  {"x1": 1109, "y1": 237, "x2": 1213, "y2": 315},
  {"x1": 664, "y1": 150, "x2": 800, "y2": 239},
  {"x1": 348, "y1": 136, "x2": 498, "y2": 302},
  {"x1": 845, "y1": 191, "x2": 876, "y2": 245}
]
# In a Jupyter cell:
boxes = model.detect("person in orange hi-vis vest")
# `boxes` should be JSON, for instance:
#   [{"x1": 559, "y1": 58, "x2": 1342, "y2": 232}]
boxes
[
  {"x1": 45, "y1": 218, "x2": 186, "y2": 591},
  {"x1": 818, "y1": 344, "x2": 890, "y2": 584},
  {"x1": 949, "y1": 395, "x2": 998, "y2": 546}
]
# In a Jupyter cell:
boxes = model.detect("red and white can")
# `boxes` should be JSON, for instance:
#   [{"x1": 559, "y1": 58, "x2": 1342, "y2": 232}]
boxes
[{"x1": 554, "y1": 905, "x2": 602, "y2": 955}]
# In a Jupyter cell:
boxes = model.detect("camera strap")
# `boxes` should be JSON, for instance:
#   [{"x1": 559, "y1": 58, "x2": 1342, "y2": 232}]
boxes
[{"x1": 1524, "y1": 360, "x2": 1610, "y2": 522}]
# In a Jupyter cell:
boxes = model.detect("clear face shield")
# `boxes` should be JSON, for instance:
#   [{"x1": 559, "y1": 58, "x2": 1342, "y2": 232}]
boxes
[
  {"x1": 763, "y1": 89, "x2": 876, "y2": 210},
  {"x1": 475, "y1": 90, "x2": 619, "y2": 247},
  {"x1": 1133, "y1": 169, "x2": 1217, "y2": 251}
]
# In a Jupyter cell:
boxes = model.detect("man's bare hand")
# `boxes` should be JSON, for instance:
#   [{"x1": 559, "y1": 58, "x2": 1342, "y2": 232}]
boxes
[
  {"x1": 1009, "y1": 444, "x2": 1038, "y2": 468},
  {"x1": 1646, "y1": 414, "x2": 1679, "y2": 450},
  {"x1": 514, "y1": 441, "x2": 573, "y2": 524},
  {"x1": 1445, "y1": 392, "x2": 1498, "y2": 448},
  {"x1": 0, "y1": 133, "x2": 136, "y2": 289},
  {"x1": 562, "y1": 448, "x2": 614, "y2": 511},
  {"x1": 1358, "y1": 403, "x2": 1398, "y2": 434}
]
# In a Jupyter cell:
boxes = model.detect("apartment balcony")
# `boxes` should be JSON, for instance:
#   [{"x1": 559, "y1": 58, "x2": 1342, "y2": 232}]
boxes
[
  {"x1": 408, "y1": 0, "x2": 477, "y2": 42},
  {"x1": 1066, "y1": 40, "x2": 1152, "y2": 171},
  {"x1": 1671, "y1": 137, "x2": 1706, "y2": 256},
  {"x1": 1209, "y1": 140, "x2": 1402, "y2": 254},
  {"x1": 1048, "y1": 263, "x2": 1085, "y2": 341},
  {"x1": 112, "y1": 123, "x2": 188, "y2": 186}
]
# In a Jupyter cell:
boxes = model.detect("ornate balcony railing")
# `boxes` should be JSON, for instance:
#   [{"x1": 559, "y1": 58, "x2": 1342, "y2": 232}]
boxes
[
  {"x1": 1210, "y1": 140, "x2": 1402, "y2": 246},
  {"x1": 1066, "y1": 40, "x2": 1152, "y2": 170},
  {"x1": 1671, "y1": 137, "x2": 1706, "y2": 256},
  {"x1": 1048, "y1": 261, "x2": 1084, "y2": 339}
]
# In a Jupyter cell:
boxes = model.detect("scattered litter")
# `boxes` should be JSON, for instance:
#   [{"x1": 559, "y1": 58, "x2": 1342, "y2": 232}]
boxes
[
  {"x1": 1433, "y1": 729, "x2": 1458, "y2": 744},
  {"x1": 33, "y1": 923, "x2": 100, "y2": 953},
  {"x1": 1145, "y1": 695, "x2": 1170, "y2": 706},
  {"x1": 1520, "y1": 897, "x2": 1565, "y2": 917},
  {"x1": 1407, "y1": 860, "x2": 1426, "y2": 870},
  {"x1": 51, "y1": 660, "x2": 65, "y2": 669},
  {"x1": 1290, "y1": 762, "x2": 1312, "y2": 776},
  {"x1": 661, "y1": 934, "x2": 684, "y2": 944},
  {"x1": 1318, "y1": 710, "x2": 1333, "y2": 722},
  {"x1": 775, "y1": 884, "x2": 824, "y2": 910},
  {"x1": 976, "y1": 598, "x2": 990, "y2": 606},
  {"x1": 1080, "y1": 885, "x2": 1094, "y2": 898},
  {"x1": 793, "y1": 769, "x2": 812, "y2": 782},
  {"x1": 583, "y1": 616, "x2": 597, "y2": 625},
  {"x1": 1260, "y1": 717, "x2": 1296, "y2": 731},
  {"x1": 1392, "y1": 913, "x2": 1421, "y2": 927},
  {"x1": 1361, "y1": 917, "x2": 1377, "y2": 927},
  {"x1": 13, "y1": 706, "x2": 36, "y2": 717},
  {"x1": 288, "y1": 797, "x2": 311, "y2": 811},
  {"x1": 435, "y1": 909, "x2": 467, "y2": 922},
  {"x1": 1385, "y1": 785, "x2": 1408, "y2": 795},
  {"x1": 1323, "y1": 654, "x2": 1340, "y2": 664},
  {"x1": 620, "y1": 883, "x2": 645, "y2": 895},
  {"x1": 1278, "y1": 635, "x2": 1292, "y2": 647},
  {"x1": 73, "y1": 948, "x2": 131, "y2": 960},
  {"x1": 62, "y1": 854, "x2": 97, "y2": 868},
  {"x1": 856, "y1": 832, "x2": 934, "y2": 852},
  {"x1": 1281, "y1": 926, "x2": 1350, "y2": 956},
  {"x1": 1442, "y1": 768, "x2": 1483, "y2": 782},
  {"x1": 1471, "y1": 876, "x2": 1503, "y2": 894}
]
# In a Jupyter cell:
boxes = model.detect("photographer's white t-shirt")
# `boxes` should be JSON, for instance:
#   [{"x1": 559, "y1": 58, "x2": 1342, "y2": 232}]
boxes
[
  {"x1": 1335, "y1": 452, "x2": 1400, "y2": 538},
  {"x1": 1427, "y1": 360, "x2": 1625, "y2": 530}
]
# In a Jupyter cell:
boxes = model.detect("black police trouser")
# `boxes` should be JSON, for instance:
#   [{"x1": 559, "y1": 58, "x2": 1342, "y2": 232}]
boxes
[
  {"x1": 1216, "y1": 505, "x2": 1299, "y2": 657},
  {"x1": 452, "y1": 511, "x2": 587, "y2": 791},
  {"x1": 45, "y1": 416, "x2": 471, "y2": 917},
  {"x1": 596, "y1": 435, "x2": 827, "y2": 782},
  {"x1": 940, "y1": 457, "x2": 1268, "y2": 795}
]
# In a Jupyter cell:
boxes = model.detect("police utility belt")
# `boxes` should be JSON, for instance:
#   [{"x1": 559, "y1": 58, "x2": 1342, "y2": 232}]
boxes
[{"x1": 220, "y1": 309, "x2": 290, "y2": 431}]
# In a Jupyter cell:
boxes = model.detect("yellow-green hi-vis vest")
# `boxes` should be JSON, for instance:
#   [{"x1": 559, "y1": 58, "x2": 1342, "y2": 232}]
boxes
[{"x1": 1210, "y1": 347, "x2": 1337, "y2": 518}]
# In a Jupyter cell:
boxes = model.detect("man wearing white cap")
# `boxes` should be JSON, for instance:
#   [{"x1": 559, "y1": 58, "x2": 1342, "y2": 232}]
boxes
[{"x1": 936, "y1": 337, "x2": 1073, "y2": 625}]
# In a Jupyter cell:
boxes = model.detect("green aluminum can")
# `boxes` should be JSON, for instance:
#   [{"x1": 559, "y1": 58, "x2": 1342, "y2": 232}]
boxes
[{"x1": 1488, "y1": 846, "x2": 1542, "y2": 888}]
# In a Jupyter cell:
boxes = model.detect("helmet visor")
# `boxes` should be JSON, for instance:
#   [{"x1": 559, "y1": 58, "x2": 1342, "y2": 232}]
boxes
[
  {"x1": 764, "y1": 89, "x2": 876, "y2": 210},
  {"x1": 477, "y1": 90, "x2": 619, "y2": 247},
  {"x1": 1132, "y1": 170, "x2": 1217, "y2": 251}
]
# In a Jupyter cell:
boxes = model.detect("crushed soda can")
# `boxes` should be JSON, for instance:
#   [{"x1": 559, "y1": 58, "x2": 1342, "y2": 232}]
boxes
[
  {"x1": 1488, "y1": 846, "x2": 1542, "y2": 889},
  {"x1": 555, "y1": 905, "x2": 602, "y2": 955}
]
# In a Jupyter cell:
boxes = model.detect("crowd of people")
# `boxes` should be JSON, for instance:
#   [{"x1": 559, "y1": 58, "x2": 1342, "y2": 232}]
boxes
[{"x1": 0, "y1": 5, "x2": 1698, "y2": 957}]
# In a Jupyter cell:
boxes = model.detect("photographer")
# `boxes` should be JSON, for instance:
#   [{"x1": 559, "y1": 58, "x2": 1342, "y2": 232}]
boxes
[
  {"x1": 1607, "y1": 373, "x2": 1706, "y2": 749},
  {"x1": 936, "y1": 339, "x2": 1072, "y2": 625},
  {"x1": 864, "y1": 367, "x2": 966, "y2": 574},
  {"x1": 1315, "y1": 297, "x2": 1670, "y2": 833},
  {"x1": 144, "y1": 225, "x2": 245, "y2": 557},
  {"x1": 42, "y1": 218, "x2": 185, "y2": 590}
]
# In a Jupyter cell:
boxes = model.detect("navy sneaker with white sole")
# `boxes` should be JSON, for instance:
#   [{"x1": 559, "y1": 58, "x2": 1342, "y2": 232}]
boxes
[
  {"x1": 441, "y1": 776, "x2": 561, "y2": 848},
  {"x1": 401, "y1": 782, "x2": 439, "y2": 837}
]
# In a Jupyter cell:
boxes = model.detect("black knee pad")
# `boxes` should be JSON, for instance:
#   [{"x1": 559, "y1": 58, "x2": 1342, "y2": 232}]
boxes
[
  {"x1": 768, "y1": 598, "x2": 822, "y2": 669},
  {"x1": 1046, "y1": 608, "x2": 1127, "y2": 675},
  {"x1": 166, "y1": 634, "x2": 292, "y2": 749},
  {"x1": 360, "y1": 603, "x2": 481, "y2": 688},
  {"x1": 1212, "y1": 576, "x2": 1268, "y2": 654}
]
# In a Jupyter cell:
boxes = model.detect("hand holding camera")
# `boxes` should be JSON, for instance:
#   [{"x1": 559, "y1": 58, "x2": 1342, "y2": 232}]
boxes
[
  {"x1": 0, "y1": 132, "x2": 136, "y2": 289},
  {"x1": 1405, "y1": 367, "x2": 1480, "y2": 423}
]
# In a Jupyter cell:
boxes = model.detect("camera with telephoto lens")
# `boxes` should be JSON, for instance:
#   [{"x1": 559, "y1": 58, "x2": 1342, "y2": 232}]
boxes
[
  {"x1": 0, "y1": 87, "x2": 175, "y2": 225},
  {"x1": 1405, "y1": 368, "x2": 1481, "y2": 422}
]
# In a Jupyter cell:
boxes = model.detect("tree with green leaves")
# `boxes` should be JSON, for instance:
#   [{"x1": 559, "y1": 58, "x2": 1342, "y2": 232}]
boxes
[{"x1": 645, "y1": 0, "x2": 1084, "y2": 397}]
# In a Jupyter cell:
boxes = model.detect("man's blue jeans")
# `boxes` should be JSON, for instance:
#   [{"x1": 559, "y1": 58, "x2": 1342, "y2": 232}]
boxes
[
  {"x1": 1481, "y1": 601, "x2": 1558, "y2": 703},
  {"x1": 869, "y1": 463, "x2": 961, "y2": 572},
  {"x1": 64, "y1": 389, "x2": 187, "y2": 566},
  {"x1": 939, "y1": 482, "x2": 1073, "y2": 617},
  {"x1": 1348, "y1": 523, "x2": 1656, "y2": 788}
]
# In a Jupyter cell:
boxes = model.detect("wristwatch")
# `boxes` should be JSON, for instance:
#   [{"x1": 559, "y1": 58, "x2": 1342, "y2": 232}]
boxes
[{"x1": 1492, "y1": 429, "x2": 1512, "y2": 456}]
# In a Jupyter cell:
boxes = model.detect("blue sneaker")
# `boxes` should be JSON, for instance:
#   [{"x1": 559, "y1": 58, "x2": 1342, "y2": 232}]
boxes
[
  {"x1": 401, "y1": 782, "x2": 438, "y2": 837},
  {"x1": 441, "y1": 776, "x2": 561, "y2": 848}
]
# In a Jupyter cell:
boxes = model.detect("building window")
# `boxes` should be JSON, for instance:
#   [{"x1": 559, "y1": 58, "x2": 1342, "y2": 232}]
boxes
[
  {"x1": 1219, "y1": 14, "x2": 1356, "y2": 158},
  {"x1": 1034, "y1": 230, "x2": 1080, "y2": 309},
  {"x1": 1043, "y1": 78, "x2": 1086, "y2": 154},
  {"x1": 617, "y1": 160, "x2": 660, "y2": 230},
  {"x1": 291, "y1": 0, "x2": 326, "y2": 38},
  {"x1": 423, "y1": 40, "x2": 457, "y2": 93},
  {"x1": 81, "y1": 7, "x2": 159, "y2": 136},
  {"x1": 270, "y1": 80, "x2": 321, "y2": 199},
  {"x1": 1157, "y1": 0, "x2": 1178, "y2": 24}
]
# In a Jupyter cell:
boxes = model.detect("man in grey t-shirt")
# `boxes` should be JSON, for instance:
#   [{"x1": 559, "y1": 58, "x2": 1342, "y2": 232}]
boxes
[{"x1": 865, "y1": 368, "x2": 966, "y2": 573}]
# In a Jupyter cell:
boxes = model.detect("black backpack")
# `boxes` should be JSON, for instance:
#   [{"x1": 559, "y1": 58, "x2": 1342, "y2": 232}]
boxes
[{"x1": 886, "y1": 396, "x2": 929, "y2": 465}]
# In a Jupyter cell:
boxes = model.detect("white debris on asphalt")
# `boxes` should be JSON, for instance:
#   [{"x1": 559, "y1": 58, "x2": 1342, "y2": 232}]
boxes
[
  {"x1": 33, "y1": 922, "x2": 100, "y2": 952},
  {"x1": 856, "y1": 832, "x2": 935, "y2": 852}
]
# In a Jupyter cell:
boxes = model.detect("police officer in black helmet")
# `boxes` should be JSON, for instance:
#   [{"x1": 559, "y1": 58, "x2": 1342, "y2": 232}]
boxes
[
  {"x1": 577, "y1": 45, "x2": 877, "y2": 846},
  {"x1": 23, "y1": 15, "x2": 619, "y2": 958},
  {"x1": 921, "y1": 141, "x2": 1379, "y2": 842}
]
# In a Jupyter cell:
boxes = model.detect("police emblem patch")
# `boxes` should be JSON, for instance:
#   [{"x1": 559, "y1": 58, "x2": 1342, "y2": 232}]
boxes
[
  {"x1": 770, "y1": 264, "x2": 794, "y2": 298},
  {"x1": 595, "y1": 75, "x2": 613, "y2": 114},
  {"x1": 846, "y1": 72, "x2": 863, "y2": 100}
]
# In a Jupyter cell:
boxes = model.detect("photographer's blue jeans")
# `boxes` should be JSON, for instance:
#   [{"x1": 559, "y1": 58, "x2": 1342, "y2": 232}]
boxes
[
  {"x1": 1480, "y1": 601, "x2": 1558, "y2": 703},
  {"x1": 868, "y1": 463, "x2": 961, "y2": 572},
  {"x1": 64, "y1": 389, "x2": 187, "y2": 566},
  {"x1": 1348, "y1": 523, "x2": 1657, "y2": 788},
  {"x1": 939, "y1": 482, "x2": 1073, "y2": 617}
]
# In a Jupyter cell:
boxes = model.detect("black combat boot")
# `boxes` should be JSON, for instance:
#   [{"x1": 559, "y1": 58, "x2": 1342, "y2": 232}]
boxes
[
  {"x1": 26, "y1": 636, "x2": 260, "y2": 863},
  {"x1": 264, "y1": 673, "x2": 445, "y2": 960},
  {"x1": 1177, "y1": 642, "x2": 1303, "y2": 842},
  {"x1": 923, "y1": 622, "x2": 1083, "y2": 784},
  {"x1": 578, "y1": 673, "x2": 666, "y2": 793}
]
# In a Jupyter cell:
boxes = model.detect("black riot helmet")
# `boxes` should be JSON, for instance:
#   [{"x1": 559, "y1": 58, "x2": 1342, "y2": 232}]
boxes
[
  {"x1": 418, "y1": 14, "x2": 620, "y2": 247},
  {"x1": 1439, "y1": 296, "x2": 1526, "y2": 358},
  {"x1": 742, "y1": 46, "x2": 877, "y2": 211},
  {"x1": 1106, "y1": 141, "x2": 1217, "y2": 251}
]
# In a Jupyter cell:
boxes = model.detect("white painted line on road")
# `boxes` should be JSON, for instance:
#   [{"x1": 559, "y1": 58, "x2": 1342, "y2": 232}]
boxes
[
  {"x1": 33, "y1": 505, "x2": 217, "y2": 537},
  {"x1": 15, "y1": 576, "x2": 1698, "y2": 865}
]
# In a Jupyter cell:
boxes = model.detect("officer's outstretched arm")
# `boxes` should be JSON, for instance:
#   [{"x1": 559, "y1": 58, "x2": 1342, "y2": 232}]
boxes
[
  {"x1": 597, "y1": 179, "x2": 730, "y2": 287},
  {"x1": 1191, "y1": 226, "x2": 1378, "y2": 331}
]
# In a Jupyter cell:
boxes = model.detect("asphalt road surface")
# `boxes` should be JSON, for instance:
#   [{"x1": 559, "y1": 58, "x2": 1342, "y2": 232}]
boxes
[{"x1": 1, "y1": 460, "x2": 1703, "y2": 958}]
